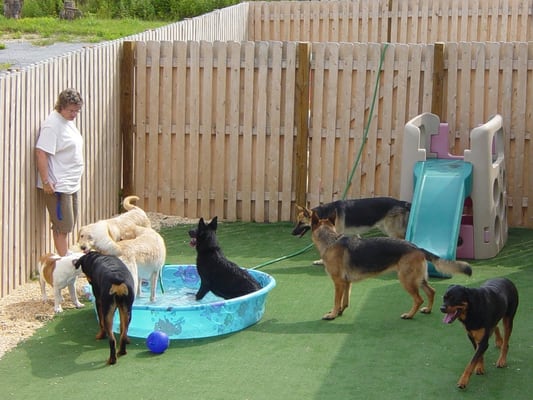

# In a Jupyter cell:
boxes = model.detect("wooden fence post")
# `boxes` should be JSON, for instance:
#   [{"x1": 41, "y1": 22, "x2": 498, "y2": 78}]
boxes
[
  {"x1": 293, "y1": 42, "x2": 311, "y2": 218},
  {"x1": 120, "y1": 41, "x2": 135, "y2": 197},
  {"x1": 431, "y1": 42, "x2": 445, "y2": 117}
]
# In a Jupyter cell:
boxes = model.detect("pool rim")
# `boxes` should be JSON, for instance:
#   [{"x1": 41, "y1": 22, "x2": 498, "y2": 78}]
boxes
[{"x1": 129, "y1": 265, "x2": 276, "y2": 311}]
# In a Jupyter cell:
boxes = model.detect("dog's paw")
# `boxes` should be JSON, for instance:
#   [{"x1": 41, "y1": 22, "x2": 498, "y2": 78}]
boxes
[
  {"x1": 419, "y1": 307, "x2": 431, "y2": 314},
  {"x1": 322, "y1": 312, "x2": 338, "y2": 320},
  {"x1": 400, "y1": 313, "x2": 414, "y2": 319},
  {"x1": 74, "y1": 302, "x2": 85, "y2": 309},
  {"x1": 312, "y1": 259, "x2": 324, "y2": 265},
  {"x1": 54, "y1": 306, "x2": 64, "y2": 313}
]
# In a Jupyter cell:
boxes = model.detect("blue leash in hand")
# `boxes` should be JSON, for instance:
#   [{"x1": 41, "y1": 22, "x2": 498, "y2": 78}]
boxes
[{"x1": 55, "y1": 192, "x2": 63, "y2": 220}]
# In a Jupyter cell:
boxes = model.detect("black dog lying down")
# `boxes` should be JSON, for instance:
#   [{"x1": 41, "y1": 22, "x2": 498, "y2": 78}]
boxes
[
  {"x1": 440, "y1": 278, "x2": 519, "y2": 389},
  {"x1": 75, "y1": 252, "x2": 135, "y2": 365},
  {"x1": 188, "y1": 216, "x2": 260, "y2": 300}
]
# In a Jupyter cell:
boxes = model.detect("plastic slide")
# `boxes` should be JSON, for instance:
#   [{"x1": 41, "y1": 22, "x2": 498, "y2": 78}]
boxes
[{"x1": 405, "y1": 159, "x2": 473, "y2": 277}]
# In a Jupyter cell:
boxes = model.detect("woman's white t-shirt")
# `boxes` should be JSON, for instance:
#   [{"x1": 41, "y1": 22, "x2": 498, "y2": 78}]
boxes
[{"x1": 36, "y1": 110, "x2": 84, "y2": 194}]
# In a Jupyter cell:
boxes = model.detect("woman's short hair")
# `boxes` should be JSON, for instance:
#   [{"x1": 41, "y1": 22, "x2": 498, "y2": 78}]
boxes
[{"x1": 54, "y1": 88, "x2": 83, "y2": 112}]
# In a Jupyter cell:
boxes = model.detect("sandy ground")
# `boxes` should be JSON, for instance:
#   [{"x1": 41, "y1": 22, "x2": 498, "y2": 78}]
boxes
[{"x1": 0, "y1": 212, "x2": 196, "y2": 360}]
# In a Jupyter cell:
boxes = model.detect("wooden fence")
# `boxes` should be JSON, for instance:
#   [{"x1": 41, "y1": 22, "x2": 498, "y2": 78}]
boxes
[
  {"x1": 127, "y1": 39, "x2": 532, "y2": 227},
  {"x1": 248, "y1": 0, "x2": 533, "y2": 43},
  {"x1": 0, "y1": 4, "x2": 249, "y2": 298},
  {"x1": 1, "y1": 0, "x2": 532, "y2": 298}
]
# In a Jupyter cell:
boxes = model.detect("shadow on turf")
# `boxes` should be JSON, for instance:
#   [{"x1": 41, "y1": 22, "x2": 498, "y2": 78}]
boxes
[{"x1": 23, "y1": 308, "x2": 109, "y2": 377}]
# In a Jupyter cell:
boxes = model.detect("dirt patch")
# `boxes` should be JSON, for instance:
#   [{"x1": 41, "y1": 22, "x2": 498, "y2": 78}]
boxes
[
  {"x1": 0, "y1": 276, "x2": 90, "y2": 360},
  {"x1": 0, "y1": 213, "x2": 196, "y2": 360},
  {"x1": 146, "y1": 212, "x2": 198, "y2": 231}
]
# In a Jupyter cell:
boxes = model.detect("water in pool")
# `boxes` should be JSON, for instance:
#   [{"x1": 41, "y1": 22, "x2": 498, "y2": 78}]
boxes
[{"x1": 87, "y1": 264, "x2": 276, "y2": 339}]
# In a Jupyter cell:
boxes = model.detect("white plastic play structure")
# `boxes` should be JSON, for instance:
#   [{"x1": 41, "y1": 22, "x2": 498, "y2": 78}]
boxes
[{"x1": 400, "y1": 112, "x2": 507, "y2": 265}]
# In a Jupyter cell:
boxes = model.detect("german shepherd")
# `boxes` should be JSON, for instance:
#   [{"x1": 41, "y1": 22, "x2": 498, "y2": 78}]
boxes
[
  {"x1": 292, "y1": 197, "x2": 411, "y2": 239},
  {"x1": 188, "y1": 216, "x2": 261, "y2": 300},
  {"x1": 75, "y1": 252, "x2": 135, "y2": 365},
  {"x1": 310, "y1": 211, "x2": 472, "y2": 320},
  {"x1": 440, "y1": 278, "x2": 519, "y2": 389}
]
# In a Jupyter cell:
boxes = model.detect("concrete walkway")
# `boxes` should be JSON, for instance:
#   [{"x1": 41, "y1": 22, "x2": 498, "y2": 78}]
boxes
[{"x1": 0, "y1": 40, "x2": 92, "y2": 73}]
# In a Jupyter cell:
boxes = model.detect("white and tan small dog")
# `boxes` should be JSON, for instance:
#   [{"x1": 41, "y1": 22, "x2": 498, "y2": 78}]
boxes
[{"x1": 39, "y1": 252, "x2": 85, "y2": 313}]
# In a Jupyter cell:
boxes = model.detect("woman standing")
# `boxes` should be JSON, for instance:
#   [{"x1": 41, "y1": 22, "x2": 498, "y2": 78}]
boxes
[{"x1": 35, "y1": 88, "x2": 84, "y2": 256}]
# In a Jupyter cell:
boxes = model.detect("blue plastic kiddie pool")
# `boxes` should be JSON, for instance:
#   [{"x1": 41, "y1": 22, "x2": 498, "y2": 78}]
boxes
[{"x1": 86, "y1": 265, "x2": 276, "y2": 339}]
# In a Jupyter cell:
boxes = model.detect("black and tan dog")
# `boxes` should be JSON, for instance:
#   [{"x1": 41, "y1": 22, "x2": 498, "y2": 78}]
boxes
[
  {"x1": 292, "y1": 197, "x2": 411, "y2": 239},
  {"x1": 188, "y1": 216, "x2": 260, "y2": 300},
  {"x1": 440, "y1": 278, "x2": 519, "y2": 389},
  {"x1": 310, "y1": 211, "x2": 472, "y2": 320},
  {"x1": 75, "y1": 252, "x2": 135, "y2": 365}
]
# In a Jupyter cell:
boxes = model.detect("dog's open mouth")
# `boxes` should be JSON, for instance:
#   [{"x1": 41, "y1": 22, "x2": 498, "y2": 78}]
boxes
[
  {"x1": 442, "y1": 309, "x2": 461, "y2": 324},
  {"x1": 79, "y1": 246, "x2": 91, "y2": 254},
  {"x1": 189, "y1": 238, "x2": 197, "y2": 248},
  {"x1": 292, "y1": 225, "x2": 311, "y2": 238}
]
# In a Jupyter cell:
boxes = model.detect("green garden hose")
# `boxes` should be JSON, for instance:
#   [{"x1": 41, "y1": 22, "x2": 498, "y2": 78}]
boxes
[{"x1": 253, "y1": 43, "x2": 389, "y2": 270}]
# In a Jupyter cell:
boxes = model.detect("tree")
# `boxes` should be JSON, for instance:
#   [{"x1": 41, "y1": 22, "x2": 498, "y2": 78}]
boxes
[{"x1": 3, "y1": 0, "x2": 24, "y2": 19}]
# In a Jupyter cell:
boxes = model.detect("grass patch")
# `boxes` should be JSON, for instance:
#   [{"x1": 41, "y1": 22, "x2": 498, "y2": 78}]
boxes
[
  {"x1": 0, "y1": 15, "x2": 167, "y2": 43},
  {"x1": 0, "y1": 223, "x2": 531, "y2": 399}
]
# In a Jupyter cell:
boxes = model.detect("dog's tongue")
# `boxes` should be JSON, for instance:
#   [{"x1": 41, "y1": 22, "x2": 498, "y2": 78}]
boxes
[
  {"x1": 189, "y1": 238, "x2": 197, "y2": 248},
  {"x1": 443, "y1": 311, "x2": 457, "y2": 324}
]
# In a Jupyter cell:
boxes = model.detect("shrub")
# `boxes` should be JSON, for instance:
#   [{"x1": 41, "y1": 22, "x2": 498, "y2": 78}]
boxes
[
  {"x1": 21, "y1": 0, "x2": 63, "y2": 18},
  {"x1": 2, "y1": 0, "x2": 242, "y2": 21}
]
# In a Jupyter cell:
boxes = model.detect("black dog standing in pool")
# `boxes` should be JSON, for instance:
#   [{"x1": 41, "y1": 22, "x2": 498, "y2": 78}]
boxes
[{"x1": 188, "y1": 216, "x2": 261, "y2": 300}]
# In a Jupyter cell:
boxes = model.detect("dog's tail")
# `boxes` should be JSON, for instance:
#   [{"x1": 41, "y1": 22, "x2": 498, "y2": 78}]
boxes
[
  {"x1": 123, "y1": 195, "x2": 140, "y2": 211},
  {"x1": 421, "y1": 249, "x2": 472, "y2": 276},
  {"x1": 109, "y1": 283, "x2": 130, "y2": 297}
]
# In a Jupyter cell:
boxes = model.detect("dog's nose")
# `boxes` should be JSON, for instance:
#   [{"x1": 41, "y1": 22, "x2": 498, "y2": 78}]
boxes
[{"x1": 439, "y1": 305, "x2": 447, "y2": 313}]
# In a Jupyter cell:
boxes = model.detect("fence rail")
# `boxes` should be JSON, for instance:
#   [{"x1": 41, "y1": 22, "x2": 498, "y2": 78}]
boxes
[{"x1": 1, "y1": 0, "x2": 532, "y2": 299}]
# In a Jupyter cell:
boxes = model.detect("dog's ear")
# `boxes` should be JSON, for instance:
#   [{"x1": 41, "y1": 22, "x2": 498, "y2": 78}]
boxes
[
  {"x1": 199, "y1": 217, "x2": 206, "y2": 227},
  {"x1": 107, "y1": 223, "x2": 121, "y2": 242},
  {"x1": 209, "y1": 216, "x2": 218, "y2": 230},
  {"x1": 74, "y1": 258, "x2": 82, "y2": 269},
  {"x1": 327, "y1": 210, "x2": 337, "y2": 225},
  {"x1": 311, "y1": 210, "x2": 320, "y2": 226}
]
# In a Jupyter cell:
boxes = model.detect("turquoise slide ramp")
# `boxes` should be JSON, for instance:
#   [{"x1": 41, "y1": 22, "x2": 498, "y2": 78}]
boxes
[{"x1": 405, "y1": 159, "x2": 473, "y2": 277}]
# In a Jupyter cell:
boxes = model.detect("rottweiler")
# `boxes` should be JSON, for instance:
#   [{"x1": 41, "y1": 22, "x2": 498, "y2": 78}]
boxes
[
  {"x1": 440, "y1": 278, "x2": 519, "y2": 389},
  {"x1": 75, "y1": 252, "x2": 135, "y2": 365}
]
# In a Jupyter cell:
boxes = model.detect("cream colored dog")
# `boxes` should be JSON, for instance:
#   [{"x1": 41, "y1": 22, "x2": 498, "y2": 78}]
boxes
[
  {"x1": 39, "y1": 252, "x2": 85, "y2": 313},
  {"x1": 77, "y1": 195, "x2": 165, "y2": 301},
  {"x1": 80, "y1": 226, "x2": 167, "y2": 301},
  {"x1": 77, "y1": 195, "x2": 151, "y2": 252},
  {"x1": 91, "y1": 226, "x2": 166, "y2": 302}
]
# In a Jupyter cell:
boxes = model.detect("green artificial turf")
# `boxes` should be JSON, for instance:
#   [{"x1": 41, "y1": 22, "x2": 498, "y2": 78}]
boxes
[{"x1": 0, "y1": 222, "x2": 532, "y2": 400}]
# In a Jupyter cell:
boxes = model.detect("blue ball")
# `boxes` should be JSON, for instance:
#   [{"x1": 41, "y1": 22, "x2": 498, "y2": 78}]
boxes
[{"x1": 146, "y1": 331, "x2": 169, "y2": 354}]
